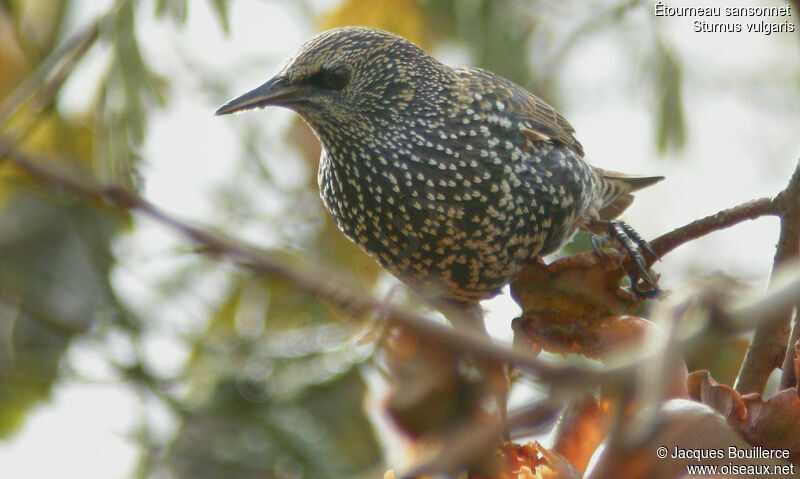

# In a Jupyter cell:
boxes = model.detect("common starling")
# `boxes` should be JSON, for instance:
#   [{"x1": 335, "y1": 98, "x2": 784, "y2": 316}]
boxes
[{"x1": 216, "y1": 26, "x2": 662, "y2": 309}]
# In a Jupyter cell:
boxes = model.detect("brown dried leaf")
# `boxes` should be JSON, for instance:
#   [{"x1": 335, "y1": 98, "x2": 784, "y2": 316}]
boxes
[
  {"x1": 688, "y1": 370, "x2": 800, "y2": 465},
  {"x1": 741, "y1": 390, "x2": 800, "y2": 464},
  {"x1": 511, "y1": 253, "x2": 646, "y2": 322},
  {"x1": 513, "y1": 313, "x2": 654, "y2": 360},
  {"x1": 585, "y1": 399, "x2": 795, "y2": 479},
  {"x1": 687, "y1": 370, "x2": 747, "y2": 421},
  {"x1": 383, "y1": 326, "x2": 489, "y2": 438},
  {"x1": 497, "y1": 442, "x2": 582, "y2": 479},
  {"x1": 394, "y1": 443, "x2": 581, "y2": 479},
  {"x1": 510, "y1": 253, "x2": 661, "y2": 359},
  {"x1": 552, "y1": 397, "x2": 612, "y2": 473}
]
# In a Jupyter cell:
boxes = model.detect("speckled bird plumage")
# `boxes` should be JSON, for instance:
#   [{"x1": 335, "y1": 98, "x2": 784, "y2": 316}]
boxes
[{"x1": 217, "y1": 27, "x2": 661, "y2": 303}]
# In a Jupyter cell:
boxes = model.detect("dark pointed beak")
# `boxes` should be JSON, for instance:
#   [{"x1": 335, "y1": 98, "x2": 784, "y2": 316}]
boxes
[{"x1": 215, "y1": 76, "x2": 303, "y2": 115}]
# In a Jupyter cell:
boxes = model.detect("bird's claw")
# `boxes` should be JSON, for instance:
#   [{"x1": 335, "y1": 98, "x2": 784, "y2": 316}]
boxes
[{"x1": 592, "y1": 221, "x2": 660, "y2": 298}]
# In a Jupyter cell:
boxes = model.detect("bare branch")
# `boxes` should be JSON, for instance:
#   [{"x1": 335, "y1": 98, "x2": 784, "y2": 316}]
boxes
[
  {"x1": 781, "y1": 314, "x2": 800, "y2": 390},
  {"x1": 2, "y1": 144, "x2": 633, "y2": 391},
  {"x1": 777, "y1": 161, "x2": 800, "y2": 390},
  {"x1": 7, "y1": 139, "x2": 800, "y2": 399},
  {"x1": 735, "y1": 160, "x2": 800, "y2": 394},
  {"x1": 647, "y1": 197, "x2": 777, "y2": 260}
]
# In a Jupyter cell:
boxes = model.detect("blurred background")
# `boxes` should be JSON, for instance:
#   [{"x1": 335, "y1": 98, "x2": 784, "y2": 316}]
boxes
[{"x1": 0, "y1": 0, "x2": 797, "y2": 478}]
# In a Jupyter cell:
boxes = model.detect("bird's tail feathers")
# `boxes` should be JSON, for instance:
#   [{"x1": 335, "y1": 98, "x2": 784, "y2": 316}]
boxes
[{"x1": 594, "y1": 168, "x2": 664, "y2": 220}]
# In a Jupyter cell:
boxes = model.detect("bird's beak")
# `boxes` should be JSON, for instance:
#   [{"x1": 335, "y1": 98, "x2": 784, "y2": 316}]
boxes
[{"x1": 215, "y1": 76, "x2": 303, "y2": 115}]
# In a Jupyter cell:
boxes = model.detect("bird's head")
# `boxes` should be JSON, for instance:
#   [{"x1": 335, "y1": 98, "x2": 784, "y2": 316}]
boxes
[{"x1": 216, "y1": 27, "x2": 448, "y2": 132}]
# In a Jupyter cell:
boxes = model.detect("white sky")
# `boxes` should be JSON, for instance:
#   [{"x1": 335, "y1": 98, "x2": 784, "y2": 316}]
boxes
[{"x1": 1, "y1": 0, "x2": 799, "y2": 477}]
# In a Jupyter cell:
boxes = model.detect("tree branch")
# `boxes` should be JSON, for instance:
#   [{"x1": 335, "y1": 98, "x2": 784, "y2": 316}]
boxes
[
  {"x1": 6, "y1": 138, "x2": 800, "y2": 431},
  {"x1": 777, "y1": 161, "x2": 800, "y2": 390},
  {"x1": 2, "y1": 143, "x2": 633, "y2": 391},
  {"x1": 647, "y1": 197, "x2": 777, "y2": 260},
  {"x1": 736, "y1": 160, "x2": 800, "y2": 394},
  {"x1": 780, "y1": 313, "x2": 800, "y2": 390}
]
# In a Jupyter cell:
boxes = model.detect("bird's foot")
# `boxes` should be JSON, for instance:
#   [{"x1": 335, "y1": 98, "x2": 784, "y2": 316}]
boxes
[{"x1": 590, "y1": 220, "x2": 660, "y2": 297}]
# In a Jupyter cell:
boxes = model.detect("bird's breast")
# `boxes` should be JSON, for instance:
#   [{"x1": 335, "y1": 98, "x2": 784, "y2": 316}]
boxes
[{"x1": 314, "y1": 118, "x2": 594, "y2": 301}]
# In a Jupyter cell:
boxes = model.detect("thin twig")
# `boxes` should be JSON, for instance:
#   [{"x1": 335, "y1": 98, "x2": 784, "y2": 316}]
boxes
[
  {"x1": 0, "y1": 21, "x2": 99, "y2": 127},
  {"x1": 8, "y1": 140, "x2": 800, "y2": 397},
  {"x1": 2, "y1": 144, "x2": 638, "y2": 390},
  {"x1": 0, "y1": 11, "x2": 102, "y2": 162},
  {"x1": 647, "y1": 197, "x2": 777, "y2": 260}
]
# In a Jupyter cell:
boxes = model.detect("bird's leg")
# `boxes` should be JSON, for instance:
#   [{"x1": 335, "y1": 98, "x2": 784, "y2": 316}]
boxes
[
  {"x1": 431, "y1": 298, "x2": 510, "y2": 440},
  {"x1": 590, "y1": 220, "x2": 660, "y2": 297}
]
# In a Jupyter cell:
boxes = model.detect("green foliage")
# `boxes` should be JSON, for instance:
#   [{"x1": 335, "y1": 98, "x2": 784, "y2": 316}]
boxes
[
  {"x1": 0, "y1": 0, "x2": 130, "y2": 438},
  {"x1": 153, "y1": 0, "x2": 230, "y2": 32},
  {"x1": 654, "y1": 43, "x2": 687, "y2": 153},
  {"x1": 0, "y1": 192, "x2": 124, "y2": 437},
  {"x1": 424, "y1": 0, "x2": 536, "y2": 86},
  {"x1": 3, "y1": 0, "x2": 69, "y2": 59},
  {"x1": 96, "y1": 0, "x2": 163, "y2": 186},
  {"x1": 162, "y1": 276, "x2": 380, "y2": 479},
  {"x1": 154, "y1": 0, "x2": 188, "y2": 24},
  {"x1": 165, "y1": 370, "x2": 378, "y2": 479},
  {"x1": 208, "y1": 0, "x2": 231, "y2": 34}
]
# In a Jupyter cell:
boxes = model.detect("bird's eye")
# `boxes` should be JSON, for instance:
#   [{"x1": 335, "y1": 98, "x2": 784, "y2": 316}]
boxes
[{"x1": 304, "y1": 67, "x2": 350, "y2": 90}]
